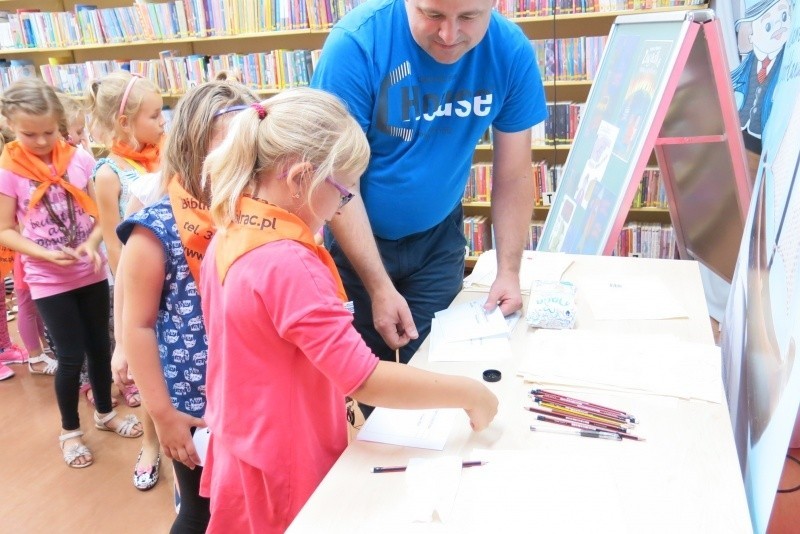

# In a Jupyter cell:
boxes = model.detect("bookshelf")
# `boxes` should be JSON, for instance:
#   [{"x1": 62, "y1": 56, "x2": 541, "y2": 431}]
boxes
[
  {"x1": 463, "y1": 2, "x2": 708, "y2": 268},
  {"x1": 0, "y1": 0, "x2": 706, "y2": 267}
]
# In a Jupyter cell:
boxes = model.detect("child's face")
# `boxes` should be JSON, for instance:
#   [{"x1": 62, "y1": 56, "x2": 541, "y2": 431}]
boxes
[
  {"x1": 67, "y1": 116, "x2": 89, "y2": 149},
  {"x1": 7, "y1": 112, "x2": 60, "y2": 160},
  {"x1": 131, "y1": 91, "x2": 165, "y2": 146},
  {"x1": 300, "y1": 170, "x2": 359, "y2": 233}
]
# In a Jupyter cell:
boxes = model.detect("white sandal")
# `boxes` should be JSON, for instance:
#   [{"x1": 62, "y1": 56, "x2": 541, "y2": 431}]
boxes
[
  {"x1": 28, "y1": 353, "x2": 58, "y2": 375},
  {"x1": 94, "y1": 410, "x2": 143, "y2": 438},
  {"x1": 59, "y1": 430, "x2": 93, "y2": 468}
]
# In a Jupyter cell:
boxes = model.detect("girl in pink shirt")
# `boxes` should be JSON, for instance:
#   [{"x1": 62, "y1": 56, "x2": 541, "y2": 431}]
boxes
[
  {"x1": 0, "y1": 79, "x2": 143, "y2": 468},
  {"x1": 199, "y1": 88, "x2": 499, "y2": 533}
]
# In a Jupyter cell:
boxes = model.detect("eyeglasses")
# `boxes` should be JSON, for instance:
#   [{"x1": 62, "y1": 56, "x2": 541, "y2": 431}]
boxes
[{"x1": 325, "y1": 176, "x2": 354, "y2": 210}]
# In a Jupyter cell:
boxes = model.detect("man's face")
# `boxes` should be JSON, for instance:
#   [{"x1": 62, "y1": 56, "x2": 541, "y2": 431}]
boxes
[
  {"x1": 750, "y1": 1, "x2": 791, "y2": 56},
  {"x1": 405, "y1": 0, "x2": 494, "y2": 64}
]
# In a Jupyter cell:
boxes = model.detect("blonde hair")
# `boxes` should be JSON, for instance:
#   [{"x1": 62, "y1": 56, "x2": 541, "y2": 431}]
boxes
[
  {"x1": 56, "y1": 92, "x2": 86, "y2": 139},
  {"x1": 159, "y1": 81, "x2": 258, "y2": 203},
  {"x1": 85, "y1": 71, "x2": 160, "y2": 147},
  {"x1": 204, "y1": 87, "x2": 370, "y2": 227},
  {"x1": 0, "y1": 78, "x2": 66, "y2": 137}
]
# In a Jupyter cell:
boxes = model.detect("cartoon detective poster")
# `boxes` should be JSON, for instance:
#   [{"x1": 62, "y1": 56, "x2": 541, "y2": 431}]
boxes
[
  {"x1": 722, "y1": 2, "x2": 800, "y2": 530},
  {"x1": 730, "y1": 0, "x2": 792, "y2": 161}
]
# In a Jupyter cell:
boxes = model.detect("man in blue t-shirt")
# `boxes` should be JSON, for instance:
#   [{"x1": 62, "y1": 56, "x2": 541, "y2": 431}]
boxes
[{"x1": 311, "y1": 0, "x2": 546, "y2": 408}]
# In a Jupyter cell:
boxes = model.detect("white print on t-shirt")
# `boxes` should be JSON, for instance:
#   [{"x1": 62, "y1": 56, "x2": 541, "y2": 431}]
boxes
[{"x1": 377, "y1": 61, "x2": 494, "y2": 142}]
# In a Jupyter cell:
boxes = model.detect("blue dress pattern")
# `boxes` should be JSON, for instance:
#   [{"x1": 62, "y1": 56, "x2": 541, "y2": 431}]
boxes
[{"x1": 117, "y1": 197, "x2": 207, "y2": 417}]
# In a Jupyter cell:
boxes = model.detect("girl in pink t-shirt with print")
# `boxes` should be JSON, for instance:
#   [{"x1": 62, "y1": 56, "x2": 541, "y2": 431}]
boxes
[
  {"x1": 198, "y1": 89, "x2": 499, "y2": 533},
  {"x1": 0, "y1": 79, "x2": 143, "y2": 468}
]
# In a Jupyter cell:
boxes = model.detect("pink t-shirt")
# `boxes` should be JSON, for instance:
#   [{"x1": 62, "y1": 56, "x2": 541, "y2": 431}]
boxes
[
  {"x1": 199, "y1": 238, "x2": 379, "y2": 533},
  {"x1": 0, "y1": 147, "x2": 107, "y2": 299}
]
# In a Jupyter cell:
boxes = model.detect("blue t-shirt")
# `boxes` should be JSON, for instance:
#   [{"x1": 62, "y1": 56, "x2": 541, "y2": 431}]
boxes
[
  {"x1": 311, "y1": 0, "x2": 547, "y2": 239},
  {"x1": 117, "y1": 198, "x2": 208, "y2": 418}
]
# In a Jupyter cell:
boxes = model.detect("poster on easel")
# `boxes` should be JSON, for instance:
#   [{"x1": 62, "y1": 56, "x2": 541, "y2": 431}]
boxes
[
  {"x1": 538, "y1": 10, "x2": 751, "y2": 283},
  {"x1": 722, "y1": 2, "x2": 800, "y2": 531}
]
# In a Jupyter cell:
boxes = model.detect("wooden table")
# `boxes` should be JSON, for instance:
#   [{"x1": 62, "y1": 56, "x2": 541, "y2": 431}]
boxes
[{"x1": 287, "y1": 254, "x2": 752, "y2": 534}]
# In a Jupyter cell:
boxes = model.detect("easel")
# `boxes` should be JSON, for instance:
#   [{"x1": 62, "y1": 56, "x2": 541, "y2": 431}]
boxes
[{"x1": 538, "y1": 10, "x2": 751, "y2": 282}]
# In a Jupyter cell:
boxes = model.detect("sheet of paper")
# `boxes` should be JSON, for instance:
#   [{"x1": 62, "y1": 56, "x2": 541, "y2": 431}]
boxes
[
  {"x1": 356, "y1": 408, "x2": 458, "y2": 450},
  {"x1": 580, "y1": 275, "x2": 688, "y2": 320},
  {"x1": 517, "y1": 330, "x2": 723, "y2": 402},
  {"x1": 192, "y1": 427, "x2": 211, "y2": 466},
  {"x1": 462, "y1": 250, "x2": 574, "y2": 293},
  {"x1": 428, "y1": 318, "x2": 513, "y2": 362},
  {"x1": 434, "y1": 299, "x2": 508, "y2": 343}
]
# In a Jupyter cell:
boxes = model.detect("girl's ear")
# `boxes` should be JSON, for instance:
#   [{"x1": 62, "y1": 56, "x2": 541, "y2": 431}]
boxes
[
  {"x1": 284, "y1": 161, "x2": 314, "y2": 198},
  {"x1": 118, "y1": 114, "x2": 130, "y2": 130}
]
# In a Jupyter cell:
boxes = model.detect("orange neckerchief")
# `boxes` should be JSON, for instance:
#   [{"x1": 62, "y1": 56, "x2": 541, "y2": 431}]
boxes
[
  {"x1": 0, "y1": 139, "x2": 98, "y2": 218},
  {"x1": 110, "y1": 140, "x2": 161, "y2": 173},
  {"x1": 167, "y1": 175, "x2": 214, "y2": 286},
  {"x1": 215, "y1": 195, "x2": 346, "y2": 301}
]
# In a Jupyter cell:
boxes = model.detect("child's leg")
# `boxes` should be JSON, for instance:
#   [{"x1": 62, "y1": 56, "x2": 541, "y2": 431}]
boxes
[
  {"x1": 34, "y1": 290, "x2": 89, "y2": 430},
  {"x1": 15, "y1": 284, "x2": 43, "y2": 354},
  {"x1": 0, "y1": 290, "x2": 13, "y2": 349},
  {"x1": 74, "y1": 281, "x2": 113, "y2": 414},
  {"x1": 171, "y1": 460, "x2": 210, "y2": 533}
]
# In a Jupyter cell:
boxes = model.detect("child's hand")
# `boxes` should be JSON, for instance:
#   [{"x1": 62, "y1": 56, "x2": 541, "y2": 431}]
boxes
[
  {"x1": 464, "y1": 383, "x2": 499, "y2": 432},
  {"x1": 63, "y1": 244, "x2": 103, "y2": 273},
  {"x1": 43, "y1": 248, "x2": 79, "y2": 267}
]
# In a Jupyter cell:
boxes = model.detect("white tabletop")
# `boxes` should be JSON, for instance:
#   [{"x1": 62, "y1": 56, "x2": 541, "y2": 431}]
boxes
[{"x1": 287, "y1": 254, "x2": 752, "y2": 534}]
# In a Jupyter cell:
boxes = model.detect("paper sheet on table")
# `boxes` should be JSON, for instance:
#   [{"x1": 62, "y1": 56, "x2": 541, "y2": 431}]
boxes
[
  {"x1": 447, "y1": 449, "x2": 625, "y2": 531},
  {"x1": 462, "y1": 250, "x2": 574, "y2": 293},
  {"x1": 404, "y1": 457, "x2": 462, "y2": 523},
  {"x1": 428, "y1": 318, "x2": 513, "y2": 362},
  {"x1": 356, "y1": 408, "x2": 458, "y2": 450},
  {"x1": 517, "y1": 330, "x2": 723, "y2": 402},
  {"x1": 434, "y1": 299, "x2": 508, "y2": 343},
  {"x1": 580, "y1": 275, "x2": 688, "y2": 320}
]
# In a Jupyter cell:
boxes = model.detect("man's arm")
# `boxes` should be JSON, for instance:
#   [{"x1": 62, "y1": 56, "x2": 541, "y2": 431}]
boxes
[
  {"x1": 327, "y1": 195, "x2": 418, "y2": 348},
  {"x1": 313, "y1": 29, "x2": 418, "y2": 348},
  {"x1": 485, "y1": 127, "x2": 534, "y2": 316}
]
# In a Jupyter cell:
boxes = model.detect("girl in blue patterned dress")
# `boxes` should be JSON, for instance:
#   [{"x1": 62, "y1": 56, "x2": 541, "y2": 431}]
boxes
[{"x1": 117, "y1": 81, "x2": 257, "y2": 532}]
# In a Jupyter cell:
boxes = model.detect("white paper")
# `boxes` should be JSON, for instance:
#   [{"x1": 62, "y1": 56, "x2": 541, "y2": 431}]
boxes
[
  {"x1": 404, "y1": 456, "x2": 462, "y2": 523},
  {"x1": 581, "y1": 275, "x2": 688, "y2": 320},
  {"x1": 357, "y1": 408, "x2": 458, "y2": 450},
  {"x1": 517, "y1": 330, "x2": 723, "y2": 402},
  {"x1": 434, "y1": 299, "x2": 508, "y2": 343},
  {"x1": 192, "y1": 427, "x2": 211, "y2": 466},
  {"x1": 463, "y1": 250, "x2": 574, "y2": 293},
  {"x1": 428, "y1": 318, "x2": 513, "y2": 363}
]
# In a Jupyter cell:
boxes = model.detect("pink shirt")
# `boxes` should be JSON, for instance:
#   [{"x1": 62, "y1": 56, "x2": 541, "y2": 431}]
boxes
[
  {"x1": 200, "y1": 238, "x2": 379, "y2": 533},
  {"x1": 0, "y1": 147, "x2": 107, "y2": 299}
]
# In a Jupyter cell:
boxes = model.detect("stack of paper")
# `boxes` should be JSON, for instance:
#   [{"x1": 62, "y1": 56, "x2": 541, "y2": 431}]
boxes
[
  {"x1": 517, "y1": 330, "x2": 723, "y2": 402},
  {"x1": 356, "y1": 408, "x2": 459, "y2": 450},
  {"x1": 428, "y1": 300, "x2": 514, "y2": 362}
]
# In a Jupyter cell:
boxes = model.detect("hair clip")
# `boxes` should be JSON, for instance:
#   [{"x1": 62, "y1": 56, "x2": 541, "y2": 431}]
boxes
[
  {"x1": 251, "y1": 103, "x2": 267, "y2": 120},
  {"x1": 213, "y1": 104, "x2": 249, "y2": 118}
]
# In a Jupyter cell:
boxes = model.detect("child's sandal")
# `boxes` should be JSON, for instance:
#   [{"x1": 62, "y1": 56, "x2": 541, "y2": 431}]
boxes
[
  {"x1": 94, "y1": 410, "x2": 143, "y2": 438},
  {"x1": 59, "y1": 430, "x2": 93, "y2": 468}
]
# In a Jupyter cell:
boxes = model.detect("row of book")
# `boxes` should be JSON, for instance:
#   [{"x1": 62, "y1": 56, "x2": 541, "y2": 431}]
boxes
[
  {"x1": 466, "y1": 220, "x2": 677, "y2": 259},
  {"x1": 464, "y1": 163, "x2": 668, "y2": 210},
  {"x1": 495, "y1": 0, "x2": 705, "y2": 18},
  {"x1": 540, "y1": 101, "x2": 586, "y2": 145},
  {"x1": 0, "y1": 1, "x2": 705, "y2": 52},
  {"x1": 614, "y1": 222, "x2": 678, "y2": 259},
  {"x1": 531, "y1": 36, "x2": 608, "y2": 81},
  {"x1": 7, "y1": 48, "x2": 321, "y2": 96},
  {"x1": 0, "y1": 0, "x2": 366, "y2": 50}
]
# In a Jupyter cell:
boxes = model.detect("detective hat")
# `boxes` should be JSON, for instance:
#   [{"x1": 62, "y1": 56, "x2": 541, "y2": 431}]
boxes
[{"x1": 735, "y1": 0, "x2": 784, "y2": 28}]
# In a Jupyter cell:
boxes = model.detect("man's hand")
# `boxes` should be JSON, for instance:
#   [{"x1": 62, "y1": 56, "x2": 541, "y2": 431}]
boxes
[
  {"x1": 371, "y1": 286, "x2": 418, "y2": 350},
  {"x1": 483, "y1": 270, "x2": 522, "y2": 316}
]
